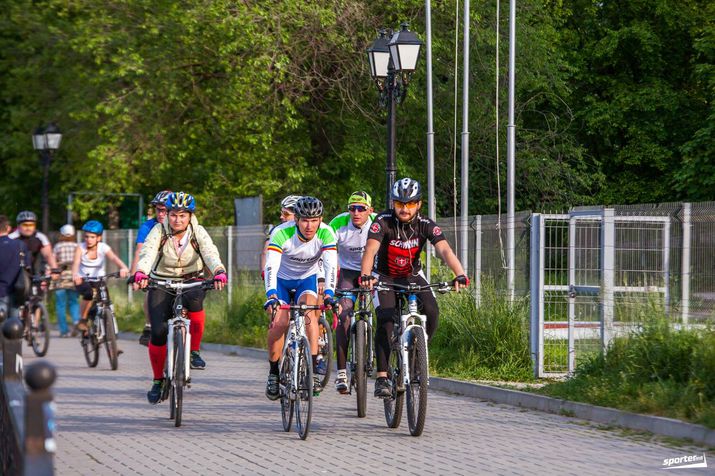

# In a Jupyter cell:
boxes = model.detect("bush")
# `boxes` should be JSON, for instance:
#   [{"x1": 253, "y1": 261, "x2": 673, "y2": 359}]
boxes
[{"x1": 430, "y1": 280, "x2": 533, "y2": 381}]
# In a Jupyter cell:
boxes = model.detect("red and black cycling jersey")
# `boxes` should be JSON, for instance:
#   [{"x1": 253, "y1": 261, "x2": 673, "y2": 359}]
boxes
[{"x1": 367, "y1": 211, "x2": 446, "y2": 278}]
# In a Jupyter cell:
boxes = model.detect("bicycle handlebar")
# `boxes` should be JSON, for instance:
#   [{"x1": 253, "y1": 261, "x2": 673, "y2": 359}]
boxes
[
  {"x1": 84, "y1": 271, "x2": 123, "y2": 282},
  {"x1": 277, "y1": 303, "x2": 326, "y2": 311},
  {"x1": 335, "y1": 287, "x2": 373, "y2": 297},
  {"x1": 146, "y1": 278, "x2": 215, "y2": 291},
  {"x1": 374, "y1": 281, "x2": 453, "y2": 294}
]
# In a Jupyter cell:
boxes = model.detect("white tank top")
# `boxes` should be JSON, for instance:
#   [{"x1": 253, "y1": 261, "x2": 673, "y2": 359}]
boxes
[{"x1": 79, "y1": 242, "x2": 110, "y2": 278}]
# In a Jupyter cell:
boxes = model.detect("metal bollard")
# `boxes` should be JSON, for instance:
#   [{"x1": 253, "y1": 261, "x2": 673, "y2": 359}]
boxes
[
  {"x1": 23, "y1": 361, "x2": 56, "y2": 476},
  {"x1": 2, "y1": 318, "x2": 23, "y2": 380}
]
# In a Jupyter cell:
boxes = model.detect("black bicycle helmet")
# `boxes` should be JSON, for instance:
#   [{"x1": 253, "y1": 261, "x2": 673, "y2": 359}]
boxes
[
  {"x1": 293, "y1": 196, "x2": 323, "y2": 218},
  {"x1": 16, "y1": 210, "x2": 37, "y2": 224},
  {"x1": 392, "y1": 178, "x2": 422, "y2": 202}
]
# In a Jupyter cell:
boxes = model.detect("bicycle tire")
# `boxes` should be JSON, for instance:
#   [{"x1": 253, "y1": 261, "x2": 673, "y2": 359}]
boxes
[
  {"x1": 173, "y1": 327, "x2": 185, "y2": 427},
  {"x1": 30, "y1": 303, "x2": 50, "y2": 357},
  {"x1": 169, "y1": 384, "x2": 176, "y2": 420},
  {"x1": 280, "y1": 350, "x2": 294, "y2": 432},
  {"x1": 82, "y1": 322, "x2": 100, "y2": 368},
  {"x1": 383, "y1": 339, "x2": 404, "y2": 429},
  {"x1": 103, "y1": 308, "x2": 119, "y2": 370},
  {"x1": 317, "y1": 315, "x2": 333, "y2": 390},
  {"x1": 406, "y1": 329, "x2": 428, "y2": 436},
  {"x1": 294, "y1": 336, "x2": 313, "y2": 440},
  {"x1": 355, "y1": 320, "x2": 368, "y2": 418}
]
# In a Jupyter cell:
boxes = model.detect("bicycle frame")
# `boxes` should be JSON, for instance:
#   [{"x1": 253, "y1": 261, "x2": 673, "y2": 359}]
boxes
[
  {"x1": 279, "y1": 304, "x2": 310, "y2": 401},
  {"x1": 85, "y1": 276, "x2": 119, "y2": 343}
]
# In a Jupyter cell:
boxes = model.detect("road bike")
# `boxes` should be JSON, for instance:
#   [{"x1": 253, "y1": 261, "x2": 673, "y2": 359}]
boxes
[
  {"x1": 376, "y1": 281, "x2": 452, "y2": 436},
  {"x1": 80, "y1": 272, "x2": 122, "y2": 370},
  {"x1": 272, "y1": 294, "x2": 325, "y2": 440},
  {"x1": 336, "y1": 287, "x2": 375, "y2": 418},
  {"x1": 19, "y1": 275, "x2": 52, "y2": 357},
  {"x1": 146, "y1": 278, "x2": 215, "y2": 428}
]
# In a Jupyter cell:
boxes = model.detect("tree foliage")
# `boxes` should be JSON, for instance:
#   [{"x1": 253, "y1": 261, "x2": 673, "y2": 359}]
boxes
[{"x1": 0, "y1": 0, "x2": 712, "y2": 227}]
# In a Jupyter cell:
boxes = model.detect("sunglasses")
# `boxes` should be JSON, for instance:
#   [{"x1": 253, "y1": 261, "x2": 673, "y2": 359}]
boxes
[
  {"x1": 280, "y1": 209, "x2": 294, "y2": 218},
  {"x1": 394, "y1": 201, "x2": 419, "y2": 209},
  {"x1": 348, "y1": 205, "x2": 368, "y2": 213}
]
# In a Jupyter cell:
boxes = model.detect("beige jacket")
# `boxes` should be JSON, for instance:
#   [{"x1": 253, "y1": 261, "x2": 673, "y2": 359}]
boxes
[{"x1": 137, "y1": 215, "x2": 225, "y2": 278}]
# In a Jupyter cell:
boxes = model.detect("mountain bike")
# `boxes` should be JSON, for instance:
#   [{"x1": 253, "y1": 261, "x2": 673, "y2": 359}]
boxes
[
  {"x1": 336, "y1": 287, "x2": 375, "y2": 418},
  {"x1": 147, "y1": 278, "x2": 214, "y2": 428},
  {"x1": 375, "y1": 281, "x2": 452, "y2": 436},
  {"x1": 19, "y1": 275, "x2": 51, "y2": 357},
  {"x1": 272, "y1": 294, "x2": 324, "y2": 440},
  {"x1": 316, "y1": 313, "x2": 333, "y2": 390},
  {"x1": 80, "y1": 272, "x2": 123, "y2": 370}
]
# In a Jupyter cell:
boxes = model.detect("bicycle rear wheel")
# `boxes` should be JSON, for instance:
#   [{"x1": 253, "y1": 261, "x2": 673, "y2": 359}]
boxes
[
  {"x1": 280, "y1": 350, "x2": 294, "y2": 432},
  {"x1": 103, "y1": 308, "x2": 119, "y2": 370},
  {"x1": 317, "y1": 315, "x2": 333, "y2": 390},
  {"x1": 354, "y1": 320, "x2": 368, "y2": 418},
  {"x1": 30, "y1": 303, "x2": 50, "y2": 357},
  {"x1": 406, "y1": 329, "x2": 428, "y2": 436},
  {"x1": 294, "y1": 336, "x2": 313, "y2": 440},
  {"x1": 383, "y1": 340, "x2": 404, "y2": 429},
  {"x1": 82, "y1": 323, "x2": 100, "y2": 368},
  {"x1": 172, "y1": 328, "x2": 185, "y2": 427}
]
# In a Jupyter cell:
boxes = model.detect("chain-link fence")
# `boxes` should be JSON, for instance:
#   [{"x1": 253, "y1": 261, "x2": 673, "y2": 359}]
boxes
[{"x1": 63, "y1": 201, "x2": 715, "y2": 378}]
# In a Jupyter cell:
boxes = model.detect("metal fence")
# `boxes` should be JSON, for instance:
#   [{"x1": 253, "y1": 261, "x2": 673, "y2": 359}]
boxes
[{"x1": 93, "y1": 202, "x2": 715, "y2": 378}]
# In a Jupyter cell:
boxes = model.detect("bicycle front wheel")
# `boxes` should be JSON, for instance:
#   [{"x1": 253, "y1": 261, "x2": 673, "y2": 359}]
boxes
[
  {"x1": 383, "y1": 340, "x2": 404, "y2": 429},
  {"x1": 354, "y1": 320, "x2": 368, "y2": 418},
  {"x1": 280, "y1": 351, "x2": 294, "y2": 432},
  {"x1": 30, "y1": 303, "x2": 50, "y2": 357},
  {"x1": 406, "y1": 329, "x2": 428, "y2": 436},
  {"x1": 82, "y1": 322, "x2": 100, "y2": 368},
  {"x1": 294, "y1": 336, "x2": 313, "y2": 440},
  {"x1": 172, "y1": 327, "x2": 185, "y2": 427},
  {"x1": 103, "y1": 308, "x2": 119, "y2": 370},
  {"x1": 317, "y1": 315, "x2": 333, "y2": 390}
]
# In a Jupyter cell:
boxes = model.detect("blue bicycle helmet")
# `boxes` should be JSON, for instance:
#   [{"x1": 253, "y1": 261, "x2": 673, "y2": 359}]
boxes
[
  {"x1": 82, "y1": 220, "x2": 104, "y2": 235},
  {"x1": 166, "y1": 191, "x2": 196, "y2": 212}
]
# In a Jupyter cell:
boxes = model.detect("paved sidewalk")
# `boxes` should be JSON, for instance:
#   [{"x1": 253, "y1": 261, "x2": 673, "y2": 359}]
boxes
[{"x1": 25, "y1": 334, "x2": 713, "y2": 475}]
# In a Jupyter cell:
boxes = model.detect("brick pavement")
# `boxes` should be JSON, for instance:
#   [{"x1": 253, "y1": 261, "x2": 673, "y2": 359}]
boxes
[{"x1": 24, "y1": 334, "x2": 714, "y2": 475}]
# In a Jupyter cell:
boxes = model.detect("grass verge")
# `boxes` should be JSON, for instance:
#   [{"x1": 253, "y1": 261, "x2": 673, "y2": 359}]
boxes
[{"x1": 535, "y1": 316, "x2": 715, "y2": 429}]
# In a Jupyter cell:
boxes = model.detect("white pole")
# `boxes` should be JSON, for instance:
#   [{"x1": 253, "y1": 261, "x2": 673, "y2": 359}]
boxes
[
  {"x1": 506, "y1": 0, "x2": 517, "y2": 300},
  {"x1": 426, "y1": 0, "x2": 435, "y2": 281},
  {"x1": 681, "y1": 203, "x2": 691, "y2": 324},
  {"x1": 459, "y1": 0, "x2": 470, "y2": 274}
]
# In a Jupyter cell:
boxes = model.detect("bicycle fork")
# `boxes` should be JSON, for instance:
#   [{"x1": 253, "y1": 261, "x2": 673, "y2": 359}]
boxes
[
  {"x1": 166, "y1": 316, "x2": 192, "y2": 385},
  {"x1": 399, "y1": 295, "x2": 430, "y2": 388}
]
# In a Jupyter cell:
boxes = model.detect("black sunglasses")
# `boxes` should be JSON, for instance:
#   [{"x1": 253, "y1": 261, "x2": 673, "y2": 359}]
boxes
[{"x1": 348, "y1": 205, "x2": 368, "y2": 212}]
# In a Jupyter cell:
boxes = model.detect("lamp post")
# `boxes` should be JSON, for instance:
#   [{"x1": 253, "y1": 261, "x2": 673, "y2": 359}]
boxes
[
  {"x1": 367, "y1": 24, "x2": 423, "y2": 209},
  {"x1": 32, "y1": 123, "x2": 62, "y2": 234}
]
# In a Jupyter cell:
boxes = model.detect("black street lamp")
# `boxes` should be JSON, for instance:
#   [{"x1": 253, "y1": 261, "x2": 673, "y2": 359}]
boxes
[
  {"x1": 32, "y1": 123, "x2": 62, "y2": 234},
  {"x1": 367, "y1": 23, "x2": 423, "y2": 208}
]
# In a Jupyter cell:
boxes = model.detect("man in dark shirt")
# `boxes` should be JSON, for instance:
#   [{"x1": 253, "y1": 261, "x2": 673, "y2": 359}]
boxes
[
  {"x1": 0, "y1": 215, "x2": 30, "y2": 320},
  {"x1": 360, "y1": 178, "x2": 469, "y2": 398}
]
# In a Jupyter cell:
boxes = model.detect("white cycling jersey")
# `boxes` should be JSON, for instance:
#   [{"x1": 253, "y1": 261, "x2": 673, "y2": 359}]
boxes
[
  {"x1": 328, "y1": 212, "x2": 376, "y2": 271},
  {"x1": 264, "y1": 221, "x2": 338, "y2": 296}
]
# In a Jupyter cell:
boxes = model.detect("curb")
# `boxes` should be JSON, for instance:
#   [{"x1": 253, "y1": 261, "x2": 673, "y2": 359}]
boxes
[{"x1": 117, "y1": 331, "x2": 715, "y2": 447}]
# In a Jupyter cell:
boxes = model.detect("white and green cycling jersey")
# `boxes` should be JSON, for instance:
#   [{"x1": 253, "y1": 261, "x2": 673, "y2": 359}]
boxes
[
  {"x1": 328, "y1": 212, "x2": 377, "y2": 272},
  {"x1": 264, "y1": 221, "x2": 338, "y2": 296}
]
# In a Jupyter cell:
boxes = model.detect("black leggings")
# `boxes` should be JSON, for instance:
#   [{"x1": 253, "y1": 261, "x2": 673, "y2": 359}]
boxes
[
  {"x1": 375, "y1": 273, "x2": 438, "y2": 373},
  {"x1": 335, "y1": 269, "x2": 361, "y2": 371},
  {"x1": 147, "y1": 286, "x2": 205, "y2": 346}
]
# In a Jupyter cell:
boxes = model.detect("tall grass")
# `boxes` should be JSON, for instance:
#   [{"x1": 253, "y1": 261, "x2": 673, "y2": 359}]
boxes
[
  {"x1": 538, "y1": 316, "x2": 715, "y2": 428},
  {"x1": 430, "y1": 280, "x2": 533, "y2": 381}
]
